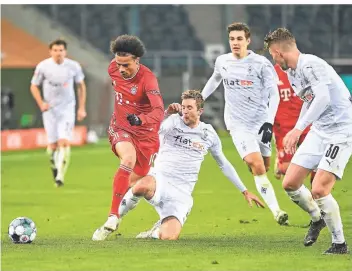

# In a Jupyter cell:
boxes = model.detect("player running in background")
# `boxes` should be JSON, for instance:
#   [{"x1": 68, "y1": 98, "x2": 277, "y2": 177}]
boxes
[
  {"x1": 92, "y1": 35, "x2": 164, "y2": 241},
  {"x1": 30, "y1": 39, "x2": 87, "y2": 187},
  {"x1": 202, "y1": 22, "x2": 288, "y2": 225},
  {"x1": 273, "y1": 64, "x2": 315, "y2": 184},
  {"x1": 119, "y1": 90, "x2": 265, "y2": 240},
  {"x1": 265, "y1": 28, "x2": 351, "y2": 254}
]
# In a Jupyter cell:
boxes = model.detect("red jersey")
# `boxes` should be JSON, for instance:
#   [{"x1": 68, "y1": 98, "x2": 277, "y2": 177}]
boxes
[
  {"x1": 274, "y1": 64, "x2": 304, "y2": 127},
  {"x1": 108, "y1": 61, "x2": 164, "y2": 141}
]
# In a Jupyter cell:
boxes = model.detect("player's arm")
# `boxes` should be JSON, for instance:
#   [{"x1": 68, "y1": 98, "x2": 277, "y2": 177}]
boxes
[
  {"x1": 258, "y1": 61, "x2": 280, "y2": 144},
  {"x1": 30, "y1": 63, "x2": 49, "y2": 112},
  {"x1": 75, "y1": 63, "x2": 87, "y2": 121},
  {"x1": 138, "y1": 76, "x2": 164, "y2": 125},
  {"x1": 201, "y1": 57, "x2": 223, "y2": 100},
  {"x1": 262, "y1": 62, "x2": 280, "y2": 124},
  {"x1": 294, "y1": 64, "x2": 331, "y2": 131},
  {"x1": 209, "y1": 131, "x2": 265, "y2": 208},
  {"x1": 164, "y1": 103, "x2": 182, "y2": 119},
  {"x1": 284, "y1": 63, "x2": 330, "y2": 154}
]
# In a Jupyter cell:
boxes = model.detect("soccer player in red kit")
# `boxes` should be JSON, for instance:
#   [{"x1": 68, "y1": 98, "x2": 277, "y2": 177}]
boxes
[
  {"x1": 92, "y1": 35, "x2": 164, "y2": 241},
  {"x1": 273, "y1": 64, "x2": 314, "y2": 183}
]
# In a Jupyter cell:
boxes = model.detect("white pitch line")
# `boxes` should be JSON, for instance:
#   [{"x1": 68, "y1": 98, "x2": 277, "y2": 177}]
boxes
[{"x1": 1, "y1": 147, "x2": 109, "y2": 162}]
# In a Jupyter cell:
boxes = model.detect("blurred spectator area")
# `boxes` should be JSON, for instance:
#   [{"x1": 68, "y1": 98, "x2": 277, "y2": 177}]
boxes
[
  {"x1": 32, "y1": 5, "x2": 204, "y2": 54},
  {"x1": 247, "y1": 5, "x2": 352, "y2": 58}
]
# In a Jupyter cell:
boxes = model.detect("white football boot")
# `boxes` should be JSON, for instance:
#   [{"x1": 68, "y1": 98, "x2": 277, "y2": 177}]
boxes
[
  {"x1": 136, "y1": 220, "x2": 161, "y2": 239},
  {"x1": 92, "y1": 215, "x2": 120, "y2": 241},
  {"x1": 275, "y1": 210, "x2": 289, "y2": 225}
]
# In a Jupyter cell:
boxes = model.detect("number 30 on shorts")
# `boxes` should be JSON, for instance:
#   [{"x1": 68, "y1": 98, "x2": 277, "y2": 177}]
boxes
[{"x1": 325, "y1": 144, "x2": 339, "y2": 159}]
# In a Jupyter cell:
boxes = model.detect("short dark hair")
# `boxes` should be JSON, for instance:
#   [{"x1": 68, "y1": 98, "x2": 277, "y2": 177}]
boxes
[
  {"x1": 49, "y1": 39, "x2": 67, "y2": 49},
  {"x1": 110, "y1": 35, "x2": 146, "y2": 58},
  {"x1": 181, "y1": 90, "x2": 204, "y2": 110},
  {"x1": 227, "y1": 22, "x2": 251, "y2": 39},
  {"x1": 264, "y1": 28, "x2": 296, "y2": 50}
]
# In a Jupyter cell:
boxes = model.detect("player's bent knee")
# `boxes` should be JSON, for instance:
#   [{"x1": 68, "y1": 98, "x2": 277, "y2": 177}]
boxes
[
  {"x1": 58, "y1": 139, "x2": 70, "y2": 147},
  {"x1": 120, "y1": 155, "x2": 136, "y2": 168},
  {"x1": 282, "y1": 177, "x2": 297, "y2": 191},
  {"x1": 159, "y1": 232, "x2": 179, "y2": 240},
  {"x1": 48, "y1": 143, "x2": 57, "y2": 151},
  {"x1": 133, "y1": 176, "x2": 155, "y2": 197},
  {"x1": 311, "y1": 187, "x2": 328, "y2": 199},
  {"x1": 159, "y1": 216, "x2": 182, "y2": 240}
]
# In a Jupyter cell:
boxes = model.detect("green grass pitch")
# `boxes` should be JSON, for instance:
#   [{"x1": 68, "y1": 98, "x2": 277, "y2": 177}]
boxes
[{"x1": 1, "y1": 137, "x2": 351, "y2": 270}]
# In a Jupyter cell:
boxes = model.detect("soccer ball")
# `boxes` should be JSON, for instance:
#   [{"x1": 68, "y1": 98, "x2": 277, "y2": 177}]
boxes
[{"x1": 8, "y1": 217, "x2": 37, "y2": 244}]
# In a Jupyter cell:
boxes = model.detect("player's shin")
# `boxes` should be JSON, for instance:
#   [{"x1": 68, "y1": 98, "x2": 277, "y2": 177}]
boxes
[
  {"x1": 109, "y1": 165, "x2": 132, "y2": 217},
  {"x1": 254, "y1": 174, "x2": 280, "y2": 216},
  {"x1": 118, "y1": 188, "x2": 141, "y2": 217},
  {"x1": 55, "y1": 147, "x2": 65, "y2": 182},
  {"x1": 62, "y1": 146, "x2": 71, "y2": 178},
  {"x1": 315, "y1": 194, "x2": 345, "y2": 244},
  {"x1": 286, "y1": 185, "x2": 321, "y2": 222},
  {"x1": 46, "y1": 147, "x2": 57, "y2": 179}
]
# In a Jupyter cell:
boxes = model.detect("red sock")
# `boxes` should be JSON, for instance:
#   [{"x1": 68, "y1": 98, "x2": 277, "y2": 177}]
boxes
[{"x1": 109, "y1": 165, "x2": 132, "y2": 217}]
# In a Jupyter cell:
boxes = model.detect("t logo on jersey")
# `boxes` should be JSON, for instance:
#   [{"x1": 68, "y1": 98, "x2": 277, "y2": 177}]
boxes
[{"x1": 280, "y1": 88, "x2": 291, "y2": 101}]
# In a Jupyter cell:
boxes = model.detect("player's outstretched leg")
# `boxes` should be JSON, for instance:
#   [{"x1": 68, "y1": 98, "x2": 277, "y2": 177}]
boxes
[
  {"x1": 54, "y1": 140, "x2": 71, "y2": 187},
  {"x1": 283, "y1": 164, "x2": 325, "y2": 246},
  {"x1": 246, "y1": 153, "x2": 288, "y2": 225},
  {"x1": 136, "y1": 220, "x2": 161, "y2": 239},
  {"x1": 92, "y1": 165, "x2": 132, "y2": 241},
  {"x1": 46, "y1": 146, "x2": 58, "y2": 181},
  {"x1": 312, "y1": 170, "x2": 349, "y2": 254},
  {"x1": 62, "y1": 146, "x2": 71, "y2": 178}
]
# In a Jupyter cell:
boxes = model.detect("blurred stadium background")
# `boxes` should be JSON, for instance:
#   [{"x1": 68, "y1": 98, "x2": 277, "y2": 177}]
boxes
[{"x1": 2, "y1": 4, "x2": 352, "y2": 149}]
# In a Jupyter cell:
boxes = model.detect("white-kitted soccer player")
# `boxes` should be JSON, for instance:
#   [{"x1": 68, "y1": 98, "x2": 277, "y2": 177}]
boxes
[
  {"x1": 201, "y1": 22, "x2": 288, "y2": 225},
  {"x1": 118, "y1": 90, "x2": 265, "y2": 240},
  {"x1": 265, "y1": 28, "x2": 351, "y2": 255},
  {"x1": 30, "y1": 39, "x2": 87, "y2": 187}
]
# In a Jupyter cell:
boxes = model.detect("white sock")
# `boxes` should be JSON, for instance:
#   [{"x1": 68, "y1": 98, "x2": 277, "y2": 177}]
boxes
[
  {"x1": 55, "y1": 147, "x2": 65, "y2": 181},
  {"x1": 63, "y1": 146, "x2": 71, "y2": 177},
  {"x1": 254, "y1": 174, "x2": 280, "y2": 216},
  {"x1": 151, "y1": 227, "x2": 160, "y2": 239},
  {"x1": 118, "y1": 188, "x2": 140, "y2": 217},
  {"x1": 315, "y1": 194, "x2": 345, "y2": 244},
  {"x1": 286, "y1": 185, "x2": 321, "y2": 222},
  {"x1": 46, "y1": 147, "x2": 57, "y2": 170}
]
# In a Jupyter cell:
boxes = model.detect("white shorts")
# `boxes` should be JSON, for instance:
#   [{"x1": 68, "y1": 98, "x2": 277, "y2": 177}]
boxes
[
  {"x1": 291, "y1": 129, "x2": 352, "y2": 179},
  {"x1": 42, "y1": 107, "x2": 75, "y2": 144},
  {"x1": 147, "y1": 171, "x2": 193, "y2": 226},
  {"x1": 230, "y1": 130, "x2": 272, "y2": 159}
]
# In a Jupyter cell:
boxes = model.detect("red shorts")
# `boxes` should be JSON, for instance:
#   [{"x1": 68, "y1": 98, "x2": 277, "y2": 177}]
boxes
[
  {"x1": 273, "y1": 123, "x2": 309, "y2": 163},
  {"x1": 107, "y1": 127, "x2": 159, "y2": 176}
]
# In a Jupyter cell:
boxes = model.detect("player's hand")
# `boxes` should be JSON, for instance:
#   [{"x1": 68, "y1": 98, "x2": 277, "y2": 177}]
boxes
[
  {"x1": 166, "y1": 103, "x2": 182, "y2": 115},
  {"x1": 258, "y1": 122, "x2": 273, "y2": 144},
  {"x1": 283, "y1": 128, "x2": 302, "y2": 155},
  {"x1": 39, "y1": 102, "x2": 50, "y2": 112},
  {"x1": 127, "y1": 114, "x2": 142, "y2": 126},
  {"x1": 242, "y1": 190, "x2": 265, "y2": 208},
  {"x1": 77, "y1": 108, "x2": 87, "y2": 122}
]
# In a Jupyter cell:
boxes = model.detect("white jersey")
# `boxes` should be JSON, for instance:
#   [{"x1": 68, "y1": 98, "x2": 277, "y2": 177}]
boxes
[
  {"x1": 153, "y1": 114, "x2": 246, "y2": 195},
  {"x1": 287, "y1": 53, "x2": 352, "y2": 136},
  {"x1": 202, "y1": 51, "x2": 279, "y2": 132},
  {"x1": 31, "y1": 58, "x2": 85, "y2": 110}
]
